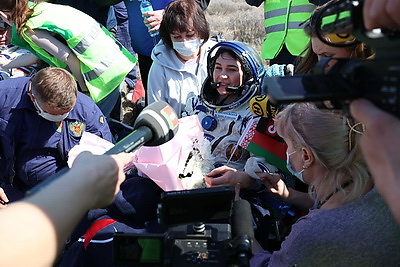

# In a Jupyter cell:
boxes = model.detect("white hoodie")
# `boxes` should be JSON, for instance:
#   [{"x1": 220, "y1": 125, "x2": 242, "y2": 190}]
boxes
[{"x1": 148, "y1": 39, "x2": 217, "y2": 117}]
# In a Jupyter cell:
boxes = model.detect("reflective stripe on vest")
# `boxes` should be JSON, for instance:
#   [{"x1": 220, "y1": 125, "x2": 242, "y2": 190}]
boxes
[
  {"x1": 264, "y1": 5, "x2": 314, "y2": 21},
  {"x1": 70, "y1": 24, "x2": 116, "y2": 83},
  {"x1": 14, "y1": 2, "x2": 137, "y2": 103},
  {"x1": 265, "y1": 21, "x2": 307, "y2": 34},
  {"x1": 261, "y1": 1, "x2": 315, "y2": 59}
]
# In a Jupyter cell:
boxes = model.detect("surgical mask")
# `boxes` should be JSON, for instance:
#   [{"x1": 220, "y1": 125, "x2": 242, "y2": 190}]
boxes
[
  {"x1": 286, "y1": 151, "x2": 305, "y2": 183},
  {"x1": 34, "y1": 99, "x2": 69, "y2": 122},
  {"x1": 172, "y1": 38, "x2": 202, "y2": 57}
]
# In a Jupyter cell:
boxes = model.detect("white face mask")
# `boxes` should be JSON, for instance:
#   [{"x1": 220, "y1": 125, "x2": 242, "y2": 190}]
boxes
[
  {"x1": 286, "y1": 151, "x2": 305, "y2": 183},
  {"x1": 172, "y1": 38, "x2": 202, "y2": 57},
  {"x1": 34, "y1": 99, "x2": 69, "y2": 122}
]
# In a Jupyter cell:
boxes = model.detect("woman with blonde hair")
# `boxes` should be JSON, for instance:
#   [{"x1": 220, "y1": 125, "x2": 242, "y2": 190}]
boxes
[{"x1": 251, "y1": 102, "x2": 400, "y2": 266}]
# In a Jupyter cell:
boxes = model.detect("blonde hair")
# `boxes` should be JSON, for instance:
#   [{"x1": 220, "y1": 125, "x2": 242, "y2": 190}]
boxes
[{"x1": 275, "y1": 102, "x2": 372, "y2": 205}]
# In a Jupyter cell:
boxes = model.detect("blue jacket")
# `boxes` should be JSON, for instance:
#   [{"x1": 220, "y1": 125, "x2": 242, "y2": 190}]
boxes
[
  {"x1": 0, "y1": 77, "x2": 112, "y2": 201},
  {"x1": 124, "y1": 0, "x2": 209, "y2": 56},
  {"x1": 124, "y1": 0, "x2": 174, "y2": 56}
]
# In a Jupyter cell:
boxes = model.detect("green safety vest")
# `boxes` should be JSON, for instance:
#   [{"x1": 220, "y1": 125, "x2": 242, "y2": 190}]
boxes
[
  {"x1": 262, "y1": 0, "x2": 315, "y2": 60},
  {"x1": 11, "y1": 2, "x2": 137, "y2": 103}
]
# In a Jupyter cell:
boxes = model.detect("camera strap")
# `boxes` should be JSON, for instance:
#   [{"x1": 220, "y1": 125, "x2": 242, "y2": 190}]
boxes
[{"x1": 82, "y1": 218, "x2": 117, "y2": 250}]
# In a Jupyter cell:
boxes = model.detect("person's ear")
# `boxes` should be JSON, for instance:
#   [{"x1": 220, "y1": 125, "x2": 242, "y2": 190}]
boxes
[
  {"x1": 301, "y1": 146, "x2": 314, "y2": 169},
  {"x1": 27, "y1": 91, "x2": 35, "y2": 102}
]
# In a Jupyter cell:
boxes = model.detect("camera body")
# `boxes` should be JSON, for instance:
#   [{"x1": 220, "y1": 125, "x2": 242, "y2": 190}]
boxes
[
  {"x1": 113, "y1": 186, "x2": 252, "y2": 267},
  {"x1": 265, "y1": 0, "x2": 400, "y2": 117},
  {"x1": 113, "y1": 223, "x2": 232, "y2": 267}
]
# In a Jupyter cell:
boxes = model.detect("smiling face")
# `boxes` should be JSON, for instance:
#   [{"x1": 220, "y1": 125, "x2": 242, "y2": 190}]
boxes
[{"x1": 212, "y1": 52, "x2": 244, "y2": 97}]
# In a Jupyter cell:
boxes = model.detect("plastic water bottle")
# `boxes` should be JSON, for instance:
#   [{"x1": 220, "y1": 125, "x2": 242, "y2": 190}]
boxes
[{"x1": 140, "y1": 0, "x2": 159, "y2": 37}]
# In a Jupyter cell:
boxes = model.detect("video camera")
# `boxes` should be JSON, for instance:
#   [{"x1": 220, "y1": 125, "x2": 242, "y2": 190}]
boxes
[
  {"x1": 265, "y1": 0, "x2": 400, "y2": 117},
  {"x1": 113, "y1": 186, "x2": 254, "y2": 267}
]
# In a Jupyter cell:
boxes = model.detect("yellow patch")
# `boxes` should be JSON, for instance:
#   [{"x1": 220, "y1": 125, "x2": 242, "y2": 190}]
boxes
[{"x1": 55, "y1": 121, "x2": 63, "y2": 132}]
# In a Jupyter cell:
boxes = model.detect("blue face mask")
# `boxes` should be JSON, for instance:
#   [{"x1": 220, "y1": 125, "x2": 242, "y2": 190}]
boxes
[{"x1": 286, "y1": 151, "x2": 305, "y2": 183}]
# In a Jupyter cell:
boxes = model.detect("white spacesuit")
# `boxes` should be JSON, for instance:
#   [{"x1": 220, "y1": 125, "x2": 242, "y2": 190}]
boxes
[{"x1": 183, "y1": 41, "x2": 281, "y2": 172}]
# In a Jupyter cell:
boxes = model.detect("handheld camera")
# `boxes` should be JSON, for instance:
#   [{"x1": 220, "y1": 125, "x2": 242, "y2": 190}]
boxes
[
  {"x1": 113, "y1": 186, "x2": 254, "y2": 267},
  {"x1": 265, "y1": 0, "x2": 400, "y2": 117}
]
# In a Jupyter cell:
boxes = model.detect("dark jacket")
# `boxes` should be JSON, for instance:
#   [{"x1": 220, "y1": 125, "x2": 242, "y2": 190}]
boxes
[
  {"x1": 0, "y1": 77, "x2": 112, "y2": 201},
  {"x1": 59, "y1": 176, "x2": 164, "y2": 267}
]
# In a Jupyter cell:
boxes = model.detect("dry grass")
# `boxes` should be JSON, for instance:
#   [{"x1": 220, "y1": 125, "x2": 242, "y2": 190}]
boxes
[{"x1": 205, "y1": 0, "x2": 265, "y2": 55}]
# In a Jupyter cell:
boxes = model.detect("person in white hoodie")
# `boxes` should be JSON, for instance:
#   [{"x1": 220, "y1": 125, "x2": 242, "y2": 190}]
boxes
[{"x1": 147, "y1": 0, "x2": 217, "y2": 117}]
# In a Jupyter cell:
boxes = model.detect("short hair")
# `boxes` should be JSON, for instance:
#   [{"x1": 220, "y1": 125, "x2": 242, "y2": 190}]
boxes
[
  {"x1": 159, "y1": 0, "x2": 210, "y2": 49},
  {"x1": 275, "y1": 102, "x2": 372, "y2": 205},
  {"x1": 31, "y1": 67, "x2": 78, "y2": 111}
]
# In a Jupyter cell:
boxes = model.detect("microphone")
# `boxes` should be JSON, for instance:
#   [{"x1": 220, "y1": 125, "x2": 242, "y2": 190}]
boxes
[
  {"x1": 232, "y1": 199, "x2": 254, "y2": 267},
  {"x1": 249, "y1": 94, "x2": 278, "y2": 118},
  {"x1": 210, "y1": 81, "x2": 244, "y2": 92},
  {"x1": 210, "y1": 81, "x2": 220, "y2": 89},
  {"x1": 26, "y1": 101, "x2": 179, "y2": 196},
  {"x1": 226, "y1": 85, "x2": 244, "y2": 93}
]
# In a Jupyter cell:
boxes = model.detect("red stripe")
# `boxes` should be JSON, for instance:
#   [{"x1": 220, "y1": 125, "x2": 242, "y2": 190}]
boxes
[
  {"x1": 251, "y1": 131, "x2": 287, "y2": 160},
  {"x1": 247, "y1": 142, "x2": 290, "y2": 174},
  {"x1": 82, "y1": 219, "x2": 117, "y2": 250}
]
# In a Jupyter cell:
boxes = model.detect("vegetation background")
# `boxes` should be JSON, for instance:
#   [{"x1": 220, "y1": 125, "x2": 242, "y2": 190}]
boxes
[{"x1": 205, "y1": 0, "x2": 265, "y2": 55}]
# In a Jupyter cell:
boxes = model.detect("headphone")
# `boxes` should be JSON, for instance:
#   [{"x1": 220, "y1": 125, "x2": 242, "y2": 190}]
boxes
[{"x1": 201, "y1": 41, "x2": 266, "y2": 111}]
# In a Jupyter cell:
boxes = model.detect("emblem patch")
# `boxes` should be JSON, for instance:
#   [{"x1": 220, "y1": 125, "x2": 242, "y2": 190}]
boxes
[
  {"x1": 68, "y1": 121, "x2": 86, "y2": 137},
  {"x1": 226, "y1": 143, "x2": 243, "y2": 162}
]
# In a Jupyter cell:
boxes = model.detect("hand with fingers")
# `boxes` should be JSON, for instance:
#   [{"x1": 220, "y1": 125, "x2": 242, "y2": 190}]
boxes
[
  {"x1": 204, "y1": 166, "x2": 256, "y2": 189},
  {"x1": 142, "y1": 9, "x2": 164, "y2": 33},
  {"x1": 0, "y1": 187, "x2": 9, "y2": 208},
  {"x1": 257, "y1": 172, "x2": 289, "y2": 199}
]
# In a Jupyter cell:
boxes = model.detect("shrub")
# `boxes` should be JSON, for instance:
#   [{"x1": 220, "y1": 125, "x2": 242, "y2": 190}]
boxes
[{"x1": 205, "y1": 0, "x2": 265, "y2": 54}]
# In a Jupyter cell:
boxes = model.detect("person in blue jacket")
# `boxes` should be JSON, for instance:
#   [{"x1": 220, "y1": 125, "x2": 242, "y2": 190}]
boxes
[{"x1": 0, "y1": 67, "x2": 113, "y2": 202}]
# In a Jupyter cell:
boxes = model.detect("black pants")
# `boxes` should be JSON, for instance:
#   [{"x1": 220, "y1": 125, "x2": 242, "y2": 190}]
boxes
[{"x1": 269, "y1": 45, "x2": 298, "y2": 65}]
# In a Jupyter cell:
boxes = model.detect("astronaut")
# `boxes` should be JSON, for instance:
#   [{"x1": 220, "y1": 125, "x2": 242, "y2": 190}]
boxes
[{"x1": 183, "y1": 41, "x2": 271, "y2": 172}]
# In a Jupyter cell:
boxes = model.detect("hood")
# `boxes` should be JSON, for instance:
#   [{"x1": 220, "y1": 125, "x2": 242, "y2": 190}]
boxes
[{"x1": 151, "y1": 40, "x2": 187, "y2": 72}]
